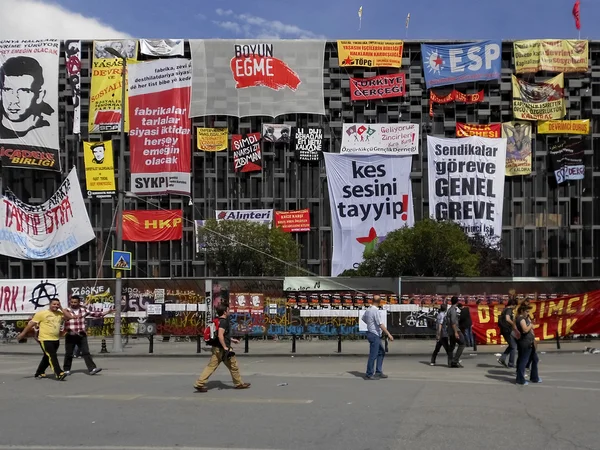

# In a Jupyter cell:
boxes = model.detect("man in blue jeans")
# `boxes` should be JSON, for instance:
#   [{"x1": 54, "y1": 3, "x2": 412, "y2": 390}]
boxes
[{"x1": 361, "y1": 295, "x2": 394, "y2": 380}]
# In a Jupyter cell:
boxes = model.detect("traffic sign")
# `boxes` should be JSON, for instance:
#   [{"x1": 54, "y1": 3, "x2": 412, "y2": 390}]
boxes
[{"x1": 111, "y1": 250, "x2": 132, "y2": 270}]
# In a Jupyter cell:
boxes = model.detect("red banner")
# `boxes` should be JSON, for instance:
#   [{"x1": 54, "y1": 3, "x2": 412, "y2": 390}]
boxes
[
  {"x1": 232, "y1": 133, "x2": 262, "y2": 173},
  {"x1": 275, "y1": 209, "x2": 311, "y2": 232},
  {"x1": 429, "y1": 89, "x2": 484, "y2": 117},
  {"x1": 456, "y1": 123, "x2": 502, "y2": 138},
  {"x1": 472, "y1": 290, "x2": 600, "y2": 344},
  {"x1": 350, "y1": 74, "x2": 406, "y2": 101},
  {"x1": 128, "y1": 59, "x2": 192, "y2": 195},
  {"x1": 122, "y1": 210, "x2": 183, "y2": 242}
]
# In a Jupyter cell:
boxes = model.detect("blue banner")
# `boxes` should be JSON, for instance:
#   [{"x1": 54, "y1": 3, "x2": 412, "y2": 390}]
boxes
[{"x1": 421, "y1": 41, "x2": 502, "y2": 89}]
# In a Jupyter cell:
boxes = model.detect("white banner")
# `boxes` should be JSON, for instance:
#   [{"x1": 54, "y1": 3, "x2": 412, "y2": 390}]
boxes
[
  {"x1": 427, "y1": 136, "x2": 507, "y2": 240},
  {"x1": 216, "y1": 209, "x2": 273, "y2": 226},
  {"x1": 341, "y1": 123, "x2": 419, "y2": 155},
  {"x1": 64, "y1": 40, "x2": 81, "y2": 134},
  {"x1": 0, "y1": 279, "x2": 68, "y2": 315},
  {"x1": 324, "y1": 154, "x2": 414, "y2": 276},
  {"x1": 0, "y1": 39, "x2": 60, "y2": 171},
  {"x1": 0, "y1": 167, "x2": 95, "y2": 260},
  {"x1": 140, "y1": 39, "x2": 184, "y2": 57}
]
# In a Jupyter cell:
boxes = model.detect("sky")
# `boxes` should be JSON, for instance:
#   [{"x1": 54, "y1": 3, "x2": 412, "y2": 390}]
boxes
[{"x1": 0, "y1": 0, "x2": 596, "y2": 40}]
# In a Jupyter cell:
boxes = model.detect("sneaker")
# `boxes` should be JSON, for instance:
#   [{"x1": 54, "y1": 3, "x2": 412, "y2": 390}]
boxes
[
  {"x1": 194, "y1": 385, "x2": 208, "y2": 393},
  {"x1": 531, "y1": 378, "x2": 542, "y2": 384},
  {"x1": 451, "y1": 363, "x2": 464, "y2": 368},
  {"x1": 56, "y1": 372, "x2": 67, "y2": 381},
  {"x1": 430, "y1": 363, "x2": 435, "y2": 366},
  {"x1": 234, "y1": 383, "x2": 251, "y2": 390},
  {"x1": 516, "y1": 381, "x2": 529, "y2": 386},
  {"x1": 64, "y1": 371, "x2": 71, "y2": 376},
  {"x1": 375, "y1": 373, "x2": 388, "y2": 379},
  {"x1": 89, "y1": 368, "x2": 102, "y2": 376},
  {"x1": 34, "y1": 373, "x2": 47, "y2": 379}
]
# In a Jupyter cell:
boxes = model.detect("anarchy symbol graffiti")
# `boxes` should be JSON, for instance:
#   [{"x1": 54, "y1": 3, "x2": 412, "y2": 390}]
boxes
[{"x1": 29, "y1": 281, "x2": 59, "y2": 310}]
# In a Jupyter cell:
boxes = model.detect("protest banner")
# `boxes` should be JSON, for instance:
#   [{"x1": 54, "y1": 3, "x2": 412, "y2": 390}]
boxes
[
  {"x1": 64, "y1": 40, "x2": 81, "y2": 135},
  {"x1": 350, "y1": 74, "x2": 406, "y2": 101},
  {"x1": 292, "y1": 127, "x2": 323, "y2": 162},
  {"x1": 514, "y1": 40, "x2": 589, "y2": 73},
  {"x1": 324, "y1": 154, "x2": 413, "y2": 276},
  {"x1": 429, "y1": 90, "x2": 484, "y2": 117},
  {"x1": 456, "y1": 123, "x2": 501, "y2": 138},
  {"x1": 89, "y1": 40, "x2": 138, "y2": 133},
  {"x1": 0, "y1": 39, "x2": 60, "y2": 171},
  {"x1": 549, "y1": 138, "x2": 585, "y2": 184},
  {"x1": 0, "y1": 167, "x2": 95, "y2": 260},
  {"x1": 83, "y1": 140, "x2": 116, "y2": 198},
  {"x1": 0, "y1": 279, "x2": 68, "y2": 314},
  {"x1": 128, "y1": 58, "x2": 192, "y2": 196},
  {"x1": 190, "y1": 40, "x2": 325, "y2": 117},
  {"x1": 197, "y1": 128, "x2": 228, "y2": 151},
  {"x1": 341, "y1": 123, "x2": 419, "y2": 155},
  {"x1": 337, "y1": 40, "x2": 404, "y2": 68},
  {"x1": 262, "y1": 124, "x2": 290, "y2": 144},
  {"x1": 232, "y1": 133, "x2": 261, "y2": 172},
  {"x1": 427, "y1": 136, "x2": 507, "y2": 240},
  {"x1": 275, "y1": 209, "x2": 311, "y2": 233},
  {"x1": 122, "y1": 210, "x2": 183, "y2": 242},
  {"x1": 502, "y1": 122, "x2": 532, "y2": 176},
  {"x1": 421, "y1": 41, "x2": 501, "y2": 88},
  {"x1": 538, "y1": 119, "x2": 590, "y2": 135},
  {"x1": 512, "y1": 74, "x2": 566, "y2": 121}
]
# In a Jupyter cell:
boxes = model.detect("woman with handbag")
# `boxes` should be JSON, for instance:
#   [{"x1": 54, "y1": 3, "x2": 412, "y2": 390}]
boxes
[{"x1": 514, "y1": 304, "x2": 541, "y2": 385}]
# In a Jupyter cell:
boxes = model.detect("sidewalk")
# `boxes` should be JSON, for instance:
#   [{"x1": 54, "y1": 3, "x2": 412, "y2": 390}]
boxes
[{"x1": 0, "y1": 337, "x2": 594, "y2": 358}]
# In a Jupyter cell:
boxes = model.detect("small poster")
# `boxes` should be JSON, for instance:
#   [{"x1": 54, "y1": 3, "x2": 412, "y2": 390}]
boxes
[
  {"x1": 262, "y1": 124, "x2": 291, "y2": 144},
  {"x1": 549, "y1": 137, "x2": 585, "y2": 184},
  {"x1": 232, "y1": 133, "x2": 262, "y2": 173},
  {"x1": 292, "y1": 127, "x2": 323, "y2": 161}
]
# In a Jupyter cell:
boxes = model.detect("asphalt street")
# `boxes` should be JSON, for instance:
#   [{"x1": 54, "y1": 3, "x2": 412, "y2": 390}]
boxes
[{"x1": 0, "y1": 352, "x2": 598, "y2": 450}]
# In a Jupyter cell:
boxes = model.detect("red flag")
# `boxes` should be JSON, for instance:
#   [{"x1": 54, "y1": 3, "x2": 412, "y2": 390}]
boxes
[{"x1": 573, "y1": 0, "x2": 581, "y2": 30}]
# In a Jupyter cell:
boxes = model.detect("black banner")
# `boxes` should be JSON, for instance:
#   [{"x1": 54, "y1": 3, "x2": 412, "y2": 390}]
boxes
[
  {"x1": 232, "y1": 132, "x2": 262, "y2": 173},
  {"x1": 549, "y1": 137, "x2": 585, "y2": 184},
  {"x1": 292, "y1": 127, "x2": 323, "y2": 162}
]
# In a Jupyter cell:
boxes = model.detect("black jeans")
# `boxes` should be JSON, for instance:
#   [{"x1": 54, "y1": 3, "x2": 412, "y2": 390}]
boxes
[
  {"x1": 430, "y1": 337, "x2": 451, "y2": 365},
  {"x1": 36, "y1": 340, "x2": 63, "y2": 377},
  {"x1": 449, "y1": 331, "x2": 466, "y2": 365},
  {"x1": 64, "y1": 333, "x2": 96, "y2": 372}
]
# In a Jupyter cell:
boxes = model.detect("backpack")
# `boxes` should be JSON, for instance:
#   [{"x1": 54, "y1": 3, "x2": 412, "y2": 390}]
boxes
[{"x1": 203, "y1": 318, "x2": 220, "y2": 345}]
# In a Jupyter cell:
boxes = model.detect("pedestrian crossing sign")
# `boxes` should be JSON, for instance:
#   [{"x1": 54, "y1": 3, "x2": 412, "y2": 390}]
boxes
[{"x1": 111, "y1": 250, "x2": 132, "y2": 270}]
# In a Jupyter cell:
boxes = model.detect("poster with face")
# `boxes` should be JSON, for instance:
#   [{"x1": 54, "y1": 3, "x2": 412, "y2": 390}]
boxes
[{"x1": 0, "y1": 39, "x2": 60, "y2": 171}]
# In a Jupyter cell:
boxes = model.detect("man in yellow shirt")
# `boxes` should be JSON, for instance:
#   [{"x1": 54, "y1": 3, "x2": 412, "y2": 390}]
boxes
[{"x1": 16, "y1": 298, "x2": 75, "y2": 381}]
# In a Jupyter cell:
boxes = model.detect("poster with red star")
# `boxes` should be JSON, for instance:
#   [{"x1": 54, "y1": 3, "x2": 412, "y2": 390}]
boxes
[
  {"x1": 324, "y1": 154, "x2": 414, "y2": 276},
  {"x1": 337, "y1": 40, "x2": 403, "y2": 68}
]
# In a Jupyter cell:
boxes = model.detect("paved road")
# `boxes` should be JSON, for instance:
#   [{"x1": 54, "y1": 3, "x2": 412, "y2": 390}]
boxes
[{"x1": 0, "y1": 352, "x2": 599, "y2": 450}]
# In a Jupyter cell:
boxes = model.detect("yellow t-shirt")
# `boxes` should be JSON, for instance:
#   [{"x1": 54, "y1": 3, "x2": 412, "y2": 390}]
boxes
[{"x1": 32, "y1": 310, "x2": 63, "y2": 342}]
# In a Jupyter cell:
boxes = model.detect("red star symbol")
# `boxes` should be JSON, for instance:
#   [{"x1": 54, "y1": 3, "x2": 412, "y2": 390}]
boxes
[
  {"x1": 343, "y1": 56, "x2": 353, "y2": 66},
  {"x1": 433, "y1": 55, "x2": 443, "y2": 67},
  {"x1": 356, "y1": 227, "x2": 379, "y2": 253}
]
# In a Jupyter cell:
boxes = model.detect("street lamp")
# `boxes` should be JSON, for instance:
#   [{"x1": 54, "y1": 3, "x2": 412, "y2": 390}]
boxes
[{"x1": 105, "y1": 46, "x2": 127, "y2": 352}]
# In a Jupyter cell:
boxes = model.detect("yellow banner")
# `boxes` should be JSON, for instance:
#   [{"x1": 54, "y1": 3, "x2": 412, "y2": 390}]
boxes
[
  {"x1": 512, "y1": 73, "x2": 565, "y2": 121},
  {"x1": 514, "y1": 40, "x2": 588, "y2": 73},
  {"x1": 502, "y1": 122, "x2": 532, "y2": 177},
  {"x1": 337, "y1": 40, "x2": 404, "y2": 68},
  {"x1": 83, "y1": 140, "x2": 116, "y2": 198},
  {"x1": 89, "y1": 40, "x2": 138, "y2": 133},
  {"x1": 538, "y1": 119, "x2": 590, "y2": 135},
  {"x1": 197, "y1": 128, "x2": 228, "y2": 151}
]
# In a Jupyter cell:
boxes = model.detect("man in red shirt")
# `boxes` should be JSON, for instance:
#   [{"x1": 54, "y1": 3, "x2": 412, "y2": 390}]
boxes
[{"x1": 63, "y1": 295, "x2": 113, "y2": 376}]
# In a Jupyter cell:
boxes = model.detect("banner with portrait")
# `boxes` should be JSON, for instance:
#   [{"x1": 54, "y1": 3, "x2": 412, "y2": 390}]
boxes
[
  {"x1": 83, "y1": 140, "x2": 116, "y2": 198},
  {"x1": 0, "y1": 39, "x2": 60, "y2": 171},
  {"x1": 89, "y1": 40, "x2": 138, "y2": 133},
  {"x1": 196, "y1": 128, "x2": 228, "y2": 151},
  {"x1": 0, "y1": 167, "x2": 95, "y2": 260},
  {"x1": 262, "y1": 124, "x2": 291, "y2": 144},
  {"x1": 140, "y1": 39, "x2": 184, "y2": 57},
  {"x1": 502, "y1": 122, "x2": 532, "y2": 176},
  {"x1": 189, "y1": 40, "x2": 326, "y2": 117},
  {"x1": 512, "y1": 74, "x2": 566, "y2": 121},
  {"x1": 64, "y1": 40, "x2": 81, "y2": 135}
]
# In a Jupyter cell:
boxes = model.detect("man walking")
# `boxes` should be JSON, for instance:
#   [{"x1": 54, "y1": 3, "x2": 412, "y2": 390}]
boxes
[
  {"x1": 16, "y1": 299, "x2": 75, "y2": 380},
  {"x1": 194, "y1": 304, "x2": 251, "y2": 392},
  {"x1": 430, "y1": 304, "x2": 451, "y2": 366},
  {"x1": 447, "y1": 296, "x2": 465, "y2": 368},
  {"x1": 63, "y1": 295, "x2": 113, "y2": 376},
  {"x1": 458, "y1": 302, "x2": 474, "y2": 348},
  {"x1": 361, "y1": 295, "x2": 394, "y2": 379}
]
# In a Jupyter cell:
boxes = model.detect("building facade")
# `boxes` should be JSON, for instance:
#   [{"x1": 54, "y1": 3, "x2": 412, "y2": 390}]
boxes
[{"x1": 1, "y1": 40, "x2": 599, "y2": 280}]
